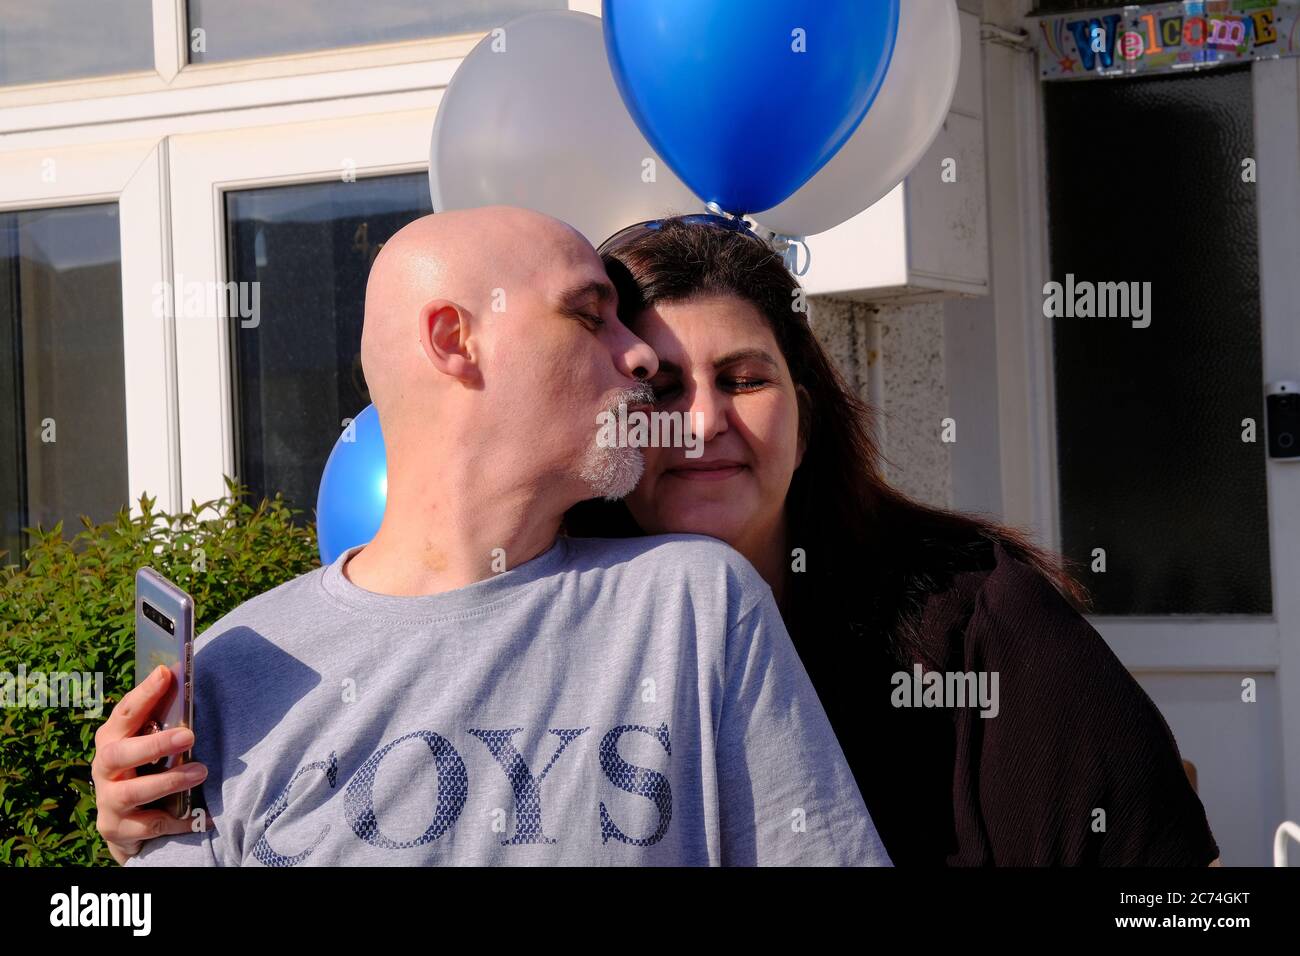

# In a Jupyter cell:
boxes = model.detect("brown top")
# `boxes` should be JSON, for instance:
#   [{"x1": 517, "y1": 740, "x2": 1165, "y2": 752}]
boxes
[{"x1": 794, "y1": 540, "x2": 1220, "y2": 866}]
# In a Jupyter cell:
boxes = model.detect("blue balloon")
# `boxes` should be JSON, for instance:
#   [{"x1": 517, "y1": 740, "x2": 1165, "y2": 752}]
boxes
[
  {"x1": 316, "y1": 403, "x2": 387, "y2": 565},
  {"x1": 603, "y1": 0, "x2": 900, "y2": 215}
]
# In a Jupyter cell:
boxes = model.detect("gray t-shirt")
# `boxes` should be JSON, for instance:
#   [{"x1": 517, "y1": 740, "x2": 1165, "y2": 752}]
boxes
[{"x1": 127, "y1": 533, "x2": 890, "y2": 866}]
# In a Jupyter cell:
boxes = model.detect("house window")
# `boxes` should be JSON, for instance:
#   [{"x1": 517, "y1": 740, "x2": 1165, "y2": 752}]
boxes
[
  {"x1": 0, "y1": 0, "x2": 153, "y2": 86},
  {"x1": 224, "y1": 173, "x2": 432, "y2": 521},
  {"x1": 0, "y1": 204, "x2": 128, "y2": 566},
  {"x1": 185, "y1": 0, "x2": 565, "y2": 63}
]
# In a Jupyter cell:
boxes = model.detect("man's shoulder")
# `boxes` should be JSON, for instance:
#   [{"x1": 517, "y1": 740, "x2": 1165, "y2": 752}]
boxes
[
  {"x1": 564, "y1": 533, "x2": 773, "y2": 615},
  {"x1": 186, "y1": 564, "x2": 331, "y2": 732},
  {"x1": 565, "y1": 532, "x2": 770, "y2": 584},
  {"x1": 192, "y1": 563, "x2": 328, "y2": 653}
]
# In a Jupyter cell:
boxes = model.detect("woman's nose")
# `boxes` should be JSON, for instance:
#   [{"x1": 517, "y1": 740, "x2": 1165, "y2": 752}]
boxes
[{"x1": 687, "y1": 385, "x2": 728, "y2": 442}]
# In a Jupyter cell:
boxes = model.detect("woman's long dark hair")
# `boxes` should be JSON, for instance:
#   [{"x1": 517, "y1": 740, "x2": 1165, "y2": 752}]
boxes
[{"x1": 564, "y1": 217, "x2": 1090, "y2": 670}]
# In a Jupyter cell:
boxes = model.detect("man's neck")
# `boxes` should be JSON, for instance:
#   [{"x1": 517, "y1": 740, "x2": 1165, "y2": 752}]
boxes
[{"x1": 341, "y1": 475, "x2": 568, "y2": 596}]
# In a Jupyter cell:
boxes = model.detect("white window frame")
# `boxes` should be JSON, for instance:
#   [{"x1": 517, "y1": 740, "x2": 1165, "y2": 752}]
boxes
[
  {"x1": 165, "y1": 106, "x2": 436, "y2": 507},
  {"x1": 0, "y1": 0, "x2": 593, "y2": 119},
  {"x1": 0, "y1": 138, "x2": 178, "y2": 514}
]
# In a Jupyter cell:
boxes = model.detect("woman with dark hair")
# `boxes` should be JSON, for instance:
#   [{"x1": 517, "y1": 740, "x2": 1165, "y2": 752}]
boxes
[{"x1": 566, "y1": 215, "x2": 1220, "y2": 866}]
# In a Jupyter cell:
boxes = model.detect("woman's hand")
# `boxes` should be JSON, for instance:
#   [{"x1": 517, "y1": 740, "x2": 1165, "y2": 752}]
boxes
[{"x1": 92, "y1": 664, "x2": 208, "y2": 865}]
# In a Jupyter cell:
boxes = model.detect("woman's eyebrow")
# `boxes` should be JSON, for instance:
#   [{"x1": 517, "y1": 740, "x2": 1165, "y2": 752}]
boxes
[
  {"x1": 653, "y1": 350, "x2": 779, "y2": 378},
  {"x1": 712, "y1": 348, "x2": 779, "y2": 370}
]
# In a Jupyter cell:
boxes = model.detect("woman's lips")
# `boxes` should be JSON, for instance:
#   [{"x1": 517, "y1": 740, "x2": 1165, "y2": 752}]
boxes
[{"x1": 665, "y1": 462, "x2": 747, "y2": 482}]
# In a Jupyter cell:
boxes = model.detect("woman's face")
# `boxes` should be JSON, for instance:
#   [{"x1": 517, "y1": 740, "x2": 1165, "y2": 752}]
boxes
[{"x1": 623, "y1": 294, "x2": 805, "y2": 551}]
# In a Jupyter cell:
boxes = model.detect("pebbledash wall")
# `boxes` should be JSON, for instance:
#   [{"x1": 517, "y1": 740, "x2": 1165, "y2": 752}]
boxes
[{"x1": 809, "y1": 298, "x2": 954, "y2": 509}]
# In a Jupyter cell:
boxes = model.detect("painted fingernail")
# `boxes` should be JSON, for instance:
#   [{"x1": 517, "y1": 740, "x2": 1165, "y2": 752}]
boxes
[{"x1": 183, "y1": 764, "x2": 207, "y2": 779}]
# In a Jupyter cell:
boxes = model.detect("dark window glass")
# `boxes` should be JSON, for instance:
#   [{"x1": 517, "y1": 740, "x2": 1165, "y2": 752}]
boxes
[
  {"x1": 1044, "y1": 64, "x2": 1270, "y2": 614},
  {"x1": 0, "y1": 204, "x2": 128, "y2": 566},
  {"x1": 224, "y1": 174, "x2": 432, "y2": 521},
  {"x1": 186, "y1": 0, "x2": 564, "y2": 63},
  {"x1": 0, "y1": 0, "x2": 153, "y2": 86}
]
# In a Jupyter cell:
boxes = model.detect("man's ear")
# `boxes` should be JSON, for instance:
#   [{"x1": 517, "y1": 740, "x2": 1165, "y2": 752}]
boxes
[
  {"x1": 795, "y1": 383, "x2": 811, "y2": 469},
  {"x1": 419, "y1": 299, "x2": 480, "y2": 386}
]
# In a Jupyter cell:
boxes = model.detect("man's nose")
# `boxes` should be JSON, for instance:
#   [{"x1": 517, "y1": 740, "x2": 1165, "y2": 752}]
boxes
[{"x1": 613, "y1": 326, "x2": 659, "y2": 382}]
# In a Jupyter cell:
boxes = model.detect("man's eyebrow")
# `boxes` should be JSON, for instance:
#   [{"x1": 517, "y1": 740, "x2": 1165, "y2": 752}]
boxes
[
  {"x1": 653, "y1": 349, "x2": 780, "y2": 377},
  {"x1": 556, "y1": 280, "x2": 615, "y2": 312}
]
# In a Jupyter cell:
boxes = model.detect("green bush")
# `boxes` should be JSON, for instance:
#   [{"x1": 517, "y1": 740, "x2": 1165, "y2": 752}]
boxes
[{"x1": 0, "y1": 478, "x2": 318, "y2": 866}]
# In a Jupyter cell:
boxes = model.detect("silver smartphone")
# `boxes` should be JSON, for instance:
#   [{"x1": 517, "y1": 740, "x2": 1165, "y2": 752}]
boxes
[{"x1": 134, "y1": 566, "x2": 196, "y2": 818}]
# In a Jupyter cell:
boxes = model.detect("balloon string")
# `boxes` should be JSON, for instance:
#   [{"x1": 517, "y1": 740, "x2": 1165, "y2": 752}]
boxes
[
  {"x1": 702, "y1": 205, "x2": 811, "y2": 278},
  {"x1": 706, "y1": 201, "x2": 744, "y2": 221},
  {"x1": 769, "y1": 233, "x2": 810, "y2": 277}
]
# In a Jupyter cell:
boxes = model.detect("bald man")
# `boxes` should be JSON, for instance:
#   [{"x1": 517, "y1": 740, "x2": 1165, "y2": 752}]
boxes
[{"x1": 94, "y1": 207, "x2": 889, "y2": 867}]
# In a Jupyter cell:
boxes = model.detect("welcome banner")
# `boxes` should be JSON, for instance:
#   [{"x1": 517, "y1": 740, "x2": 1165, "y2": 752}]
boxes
[{"x1": 1034, "y1": 1, "x2": 1300, "y2": 80}]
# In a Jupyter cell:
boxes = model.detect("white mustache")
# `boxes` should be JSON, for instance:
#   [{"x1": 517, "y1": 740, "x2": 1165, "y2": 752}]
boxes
[{"x1": 605, "y1": 382, "x2": 656, "y2": 416}]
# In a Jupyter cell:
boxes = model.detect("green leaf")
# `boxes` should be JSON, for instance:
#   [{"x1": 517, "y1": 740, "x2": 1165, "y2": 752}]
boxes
[{"x1": 0, "y1": 477, "x2": 318, "y2": 865}]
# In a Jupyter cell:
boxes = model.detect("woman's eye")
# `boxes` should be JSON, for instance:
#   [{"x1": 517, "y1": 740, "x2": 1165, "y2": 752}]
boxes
[{"x1": 725, "y1": 377, "x2": 767, "y2": 391}]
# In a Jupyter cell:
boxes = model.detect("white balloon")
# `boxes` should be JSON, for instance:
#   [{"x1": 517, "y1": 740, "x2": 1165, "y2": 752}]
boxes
[
  {"x1": 753, "y1": 0, "x2": 962, "y2": 238},
  {"x1": 430, "y1": 10, "x2": 703, "y2": 247}
]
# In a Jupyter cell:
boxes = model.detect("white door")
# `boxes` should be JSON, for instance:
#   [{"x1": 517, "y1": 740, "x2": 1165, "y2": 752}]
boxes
[
  {"x1": 1076, "y1": 60, "x2": 1300, "y2": 869},
  {"x1": 987, "y1": 41, "x2": 1300, "y2": 865}
]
